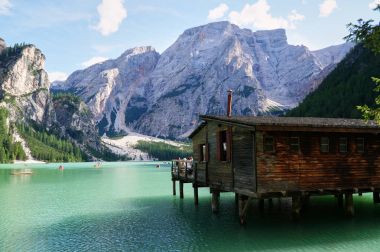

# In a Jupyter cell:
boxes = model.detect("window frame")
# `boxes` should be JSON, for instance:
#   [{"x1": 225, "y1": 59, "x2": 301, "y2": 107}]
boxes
[
  {"x1": 320, "y1": 137, "x2": 329, "y2": 153},
  {"x1": 289, "y1": 136, "x2": 300, "y2": 152},
  {"x1": 356, "y1": 137, "x2": 365, "y2": 153},
  {"x1": 339, "y1": 137, "x2": 348, "y2": 153},
  {"x1": 217, "y1": 129, "x2": 231, "y2": 162},
  {"x1": 263, "y1": 135, "x2": 275, "y2": 153},
  {"x1": 199, "y1": 144, "x2": 207, "y2": 162}
]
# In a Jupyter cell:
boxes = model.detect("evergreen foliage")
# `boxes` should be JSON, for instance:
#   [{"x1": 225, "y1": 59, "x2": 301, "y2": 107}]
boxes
[
  {"x1": 345, "y1": 6, "x2": 380, "y2": 122},
  {"x1": 86, "y1": 145, "x2": 130, "y2": 162},
  {"x1": 0, "y1": 108, "x2": 27, "y2": 163},
  {"x1": 286, "y1": 45, "x2": 380, "y2": 118},
  {"x1": 17, "y1": 123, "x2": 85, "y2": 162},
  {"x1": 0, "y1": 43, "x2": 31, "y2": 63},
  {"x1": 134, "y1": 140, "x2": 193, "y2": 161}
]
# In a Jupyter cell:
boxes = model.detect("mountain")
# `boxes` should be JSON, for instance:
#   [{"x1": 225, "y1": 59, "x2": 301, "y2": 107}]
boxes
[
  {"x1": 0, "y1": 40, "x2": 116, "y2": 162},
  {"x1": 286, "y1": 45, "x2": 380, "y2": 118},
  {"x1": 53, "y1": 21, "x2": 353, "y2": 139}
]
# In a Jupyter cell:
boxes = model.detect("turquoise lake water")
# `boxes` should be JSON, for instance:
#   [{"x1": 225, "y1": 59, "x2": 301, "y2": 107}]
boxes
[{"x1": 1, "y1": 162, "x2": 380, "y2": 251}]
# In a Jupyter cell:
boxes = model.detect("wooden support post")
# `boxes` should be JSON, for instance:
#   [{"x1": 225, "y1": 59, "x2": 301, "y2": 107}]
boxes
[
  {"x1": 358, "y1": 192, "x2": 363, "y2": 196},
  {"x1": 179, "y1": 181, "x2": 184, "y2": 199},
  {"x1": 211, "y1": 191, "x2": 220, "y2": 213},
  {"x1": 268, "y1": 198, "x2": 273, "y2": 207},
  {"x1": 193, "y1": 184, "x2": 199, "y2": 206},
  {"x1": 373, "y1": 192, "x2": 380, "y2": 204},
  {"x1": 172, "y1": 180, "x2": 176, "y2": 196},
  {"x1": 259, "y1": 199, "x2": 264, "y2": 212},
  {"x1": 337, "y1": 194, "x2": 343, "y2": 208},
  {"x1": 345, "y1": 193, "x2": 354, "y2": 217},
  {"x1": 292, "y1": 195, "x2": 302, "y2": 220},
  {"x1": 238, "y1": 195, "x2": 250, "y2": 225},
  {"x1": 301, "y1": 195, "x2": 310, "y2": 210},
  {"x1": 235, "y1": 193, "x2": 239, "y2": 208}
]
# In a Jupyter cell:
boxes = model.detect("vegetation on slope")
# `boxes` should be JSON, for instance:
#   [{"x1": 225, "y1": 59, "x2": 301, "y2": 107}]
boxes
[
  {"x1": 0, "y1": 43, "x2": 32, "y2": 63},
  {"x1": 17, "y1": 123, "x2": 85, "y2": 162},
  {"x1": 286, "y1": 45, "x2": 380, "y2": 118},
  {"x1": 134, "y1": 140, "x2": 193, "y2": 161},
  {"x1": 0, "y1": 108, "x2": 27, "y2": 163}
]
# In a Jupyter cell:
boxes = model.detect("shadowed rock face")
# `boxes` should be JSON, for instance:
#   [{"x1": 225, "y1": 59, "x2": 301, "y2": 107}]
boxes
[{"x1": 54, "y1": 21, "x2": 353, "y2": 139}]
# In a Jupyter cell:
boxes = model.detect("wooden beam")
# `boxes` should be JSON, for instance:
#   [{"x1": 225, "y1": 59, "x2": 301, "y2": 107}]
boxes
[
  {"x1": 179, "y1": 181, "x2": 184, "y2": 199},
  {"x1": 292, "y1": 196, "x2": 302, "y2": 220},
  {"x1": 211, "y1": 191, "x2": 220, "y2": 213},
  {"x1": 172, "y1": 180, "x2": 176, "y2": 196},
  {"x1": 345, "y1": 193, "x2": 354, "y2": 217},
  {"x1": 337, "y1": 194, "x2": 343, "y2": 208},
  {"x1": 373, "y1": 192, "x2": 380, "y2": 204},
  {"x1": 238, "y1": 195, "x2": 250, "y2": 225},
  {"x1": 193, "y1": 184, "x2": 199, "y2": 206}
]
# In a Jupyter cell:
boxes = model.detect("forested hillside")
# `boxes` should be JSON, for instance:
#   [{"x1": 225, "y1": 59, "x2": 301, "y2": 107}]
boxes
[{"x1": 287, "y1": 45, "x2": 380, "y2": 118}]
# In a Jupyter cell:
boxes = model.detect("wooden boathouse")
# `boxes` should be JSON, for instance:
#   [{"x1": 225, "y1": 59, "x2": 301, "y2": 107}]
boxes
[{"x1": 171, "y1": 93, "x2": 380, "y2": 223}]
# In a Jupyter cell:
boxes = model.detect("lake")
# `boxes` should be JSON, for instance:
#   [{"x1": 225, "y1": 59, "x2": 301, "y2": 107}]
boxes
[{"x1": 1, "y1": 162, "x2": 380, "y2": 251}]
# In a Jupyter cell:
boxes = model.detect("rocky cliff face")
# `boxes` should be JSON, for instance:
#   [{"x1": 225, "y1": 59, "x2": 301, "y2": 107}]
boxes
[
  {"x1": 0, "y1": 44, "x2": 52, "y2": 125},
  {"x1": 54, "y1": 21, "x2": 353, "y2": 139},
  {"x1": 0, "y1": 41, "x2": 102, "y2": 155}
]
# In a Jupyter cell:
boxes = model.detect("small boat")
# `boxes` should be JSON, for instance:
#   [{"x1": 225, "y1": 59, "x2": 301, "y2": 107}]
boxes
[{"x1": 11, "y1": 168, "x2": 33, "y2": 175}]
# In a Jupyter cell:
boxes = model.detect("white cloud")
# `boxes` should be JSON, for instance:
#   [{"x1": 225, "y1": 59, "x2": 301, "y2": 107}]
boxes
[
  {"x1": 228, "y1": 0, "x2": 304, "y2": 30},
  {"x1": 208, "y1": 3, "x2": 229, "y2": 21},
  {"x1": 81, "y1": 56, "x2": 108, "y2": 68},
  {"x1": 94, "y1": 0, "x2": 127, "y2": 36},
  {"x1": 319, "y1": 0, "x2": 337, "y2": 17},
  {"x1": 49, "y1": 72, "x2": 68, "y2": 82},
  {"x1": 288, "y1": 10, "x2": 305, "y2": 22},
  {"x1": 369, "y1": 0, "x2": 380, "y2": 9},
  {"x1": 0, "y1": 0, "x2": 11, "y2": 15}
]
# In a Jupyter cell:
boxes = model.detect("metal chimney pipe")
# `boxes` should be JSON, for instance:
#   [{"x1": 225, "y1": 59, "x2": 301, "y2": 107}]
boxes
[{"x1": 227, "y1": 89, "x2": 232, "y2": 117}]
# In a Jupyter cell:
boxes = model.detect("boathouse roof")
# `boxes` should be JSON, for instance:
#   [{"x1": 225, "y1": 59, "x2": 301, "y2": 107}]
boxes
[{"x1": 189, "y1": 115, "x2": 380, "y2": 138}]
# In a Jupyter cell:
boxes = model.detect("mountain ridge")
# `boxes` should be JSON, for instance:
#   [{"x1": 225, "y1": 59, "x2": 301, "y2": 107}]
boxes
[{"x1": 53, "y1": 21, "x2": 353, "y2": 139}]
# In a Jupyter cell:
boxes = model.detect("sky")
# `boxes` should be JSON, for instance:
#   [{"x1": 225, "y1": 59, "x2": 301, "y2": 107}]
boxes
[{"x1": 0, "y1": 0, "x2": 379, "y2": 82}]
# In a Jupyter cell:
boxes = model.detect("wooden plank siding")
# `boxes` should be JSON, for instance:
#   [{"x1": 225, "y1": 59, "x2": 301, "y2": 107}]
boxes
[
  {"x1": 256, "y1": 131, "x2": 380, "y2": 194},
  {"x1": 207, "y1": 122, "x2": 233, "y2": 191},
  {"x1": 232, "y1": 127, "x2": 256, "y2": 193},
  {"x1": 191, "y1": 126, "x2": 207, "y2": 184}
]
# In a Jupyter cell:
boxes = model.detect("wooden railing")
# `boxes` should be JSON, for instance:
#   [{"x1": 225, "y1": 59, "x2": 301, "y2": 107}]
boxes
[{"x1": 171, "y1": 160, "x2": 196, "y2": 181}]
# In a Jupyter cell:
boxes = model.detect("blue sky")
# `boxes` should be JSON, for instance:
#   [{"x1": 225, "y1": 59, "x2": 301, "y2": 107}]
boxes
[{"x1": 0, "y1": 0, "x2": 379, "y2": 82}]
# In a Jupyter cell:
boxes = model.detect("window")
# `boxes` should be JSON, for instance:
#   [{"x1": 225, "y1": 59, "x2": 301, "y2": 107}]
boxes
[
  {"x1": 218, "y1": 130, "x2": 228, "y2": 161},
  {"x1": 356, "y1": 137, "x2": 364, "y2": 153},
  {"x1": 320, "y1": 137, "x2": 329, "y2": 153},
  {"x1": 289, "y1": 137, "x2": 300, "y2": 152},
  {"x1": 264, "y1": 136, "x2": 274, "y2": 152},
  {"x1": 339, "y1": 137, "x2": 348, "y2": 153},
  {"x1": 199, "y1": 144, "x2": 207, "y2": 162}
]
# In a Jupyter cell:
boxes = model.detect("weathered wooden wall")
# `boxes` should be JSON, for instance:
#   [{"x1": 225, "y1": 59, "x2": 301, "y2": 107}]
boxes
[
  {"x1": 232, "y1": 127, "x2": 256, "y2": 193},
  {"x1": 206, "y1": 121, "x2": 233, "y2": 191},
  {"x1": 256, "y1": 131, "x2": 380, "y2": 193},
  {"x1": 191, "y1": 126, "x2": 207, "y2": 184}
]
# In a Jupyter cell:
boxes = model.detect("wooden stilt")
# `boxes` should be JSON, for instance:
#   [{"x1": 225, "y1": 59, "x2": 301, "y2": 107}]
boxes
[
  {"x1": 172, "y1": 180, "x2": 176, "y2": 196},
  {"x1": 211, "y1": 191, "x2": 220, "y2": 213},
  {"x1": 193, "y1": 184, "x2": 199, "y2": 206},
  {"x1": 179, "y1": 181, "x2": 184, "y2": 199},
  {"x1": 373, "y1": 192, "x2": 380, "y2": 204},
  {"x1": 259, "y1": 198, "x2": 264, "y2": 212},
  {"x1": 238, "y1": 195, "x2": 250, "y2": 224},
  {"x1": 292, "y1": 195, "x2": 302, "y2": 220},
  {"x1": 337, "y1": 194, "x2": 343, "y2": 208},
  {"x1": 358, "y1": 192, "x2": 363, "y2": 196},
  {"x1": 268, "y1": 198, "x2": 273, "y2": 208},
  {"x1": 235, "y1": 193, "x2": 239, "y2": 208},
  {"x1": 345, "y1": 193, "x2": 354, "y2": 217},
  {"x1": 301, "y1": 195, "x2": 310, "y2": 211}
]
